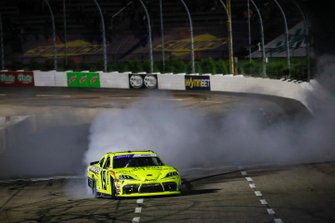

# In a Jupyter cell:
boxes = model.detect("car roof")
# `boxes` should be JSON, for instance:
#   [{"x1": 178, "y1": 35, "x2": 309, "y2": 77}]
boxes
[{"x1": 107, "y1": 150, "x2": 156, "y2": 156}]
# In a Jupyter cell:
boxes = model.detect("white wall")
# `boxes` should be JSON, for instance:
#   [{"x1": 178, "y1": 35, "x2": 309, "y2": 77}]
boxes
[
  {"x1": 158, "y1": 73, "x2": 186, "y2": 90},
  {"x1": 100, "y1": 72, "x2": 130, "y2": 89}
]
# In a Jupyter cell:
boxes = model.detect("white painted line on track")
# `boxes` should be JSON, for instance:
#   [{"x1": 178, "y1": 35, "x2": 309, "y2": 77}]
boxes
[
  {"x1": 267, "y1": 208, "x2": 276, "y2": 215},
  {"x1": 260, "y1": 199, "x2": 268, "y2": 205},
  {"x1": 136, "y1": 199, "x2": 144, "y2": 204},
  {"x1": 245, "y1": 177, "x2": 253, "y2": 182},
  {"x1": 166, "y1": 98, "x2": 185, "y2": 101},
  {"x1": 249, "y1": 183, "x2": 256, "y2": 189},
  {"x1": 132, "y1": 199, "x2": 144, "y2": 223},
  {"x1": 254, "y1": 191, "x2": 263, "y2": 197},
  {"x1": 135, "y1": 207, "x2": 142, "y2": 214},
  {"x1": 203, "y1": 100, "x2": 222, "y2": 104},
  {"x1": 115, "y1": 96, "x2": 133, "y2": 100},
  {"x1": 242, "y1": 171, "x2": 284, "y2": 222},
  {"x1": 36, "y1": 94, "x2": 72, "y2": 98},
  {"x1": 132, "y1": 217, "x2": 140, "y2": 223}
]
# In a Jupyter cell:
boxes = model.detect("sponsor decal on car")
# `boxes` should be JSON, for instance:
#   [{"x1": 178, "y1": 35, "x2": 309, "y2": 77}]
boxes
[{"x1": 89, "y1": 166, "x2": 100, "y2": 174}]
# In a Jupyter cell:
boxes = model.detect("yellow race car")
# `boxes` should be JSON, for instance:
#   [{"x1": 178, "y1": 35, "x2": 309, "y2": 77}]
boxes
[{"x1": 87, "y1": 150, "x2": 181, "y2": 198}]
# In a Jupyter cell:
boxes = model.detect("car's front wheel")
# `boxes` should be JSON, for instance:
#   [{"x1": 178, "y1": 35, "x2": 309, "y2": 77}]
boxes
[
  {"x1": 92, "y1": 180, "x2": 101, "y2": 198},
  {"x1": 110, "y1": 177, "x2": 116, "y2": 198}
]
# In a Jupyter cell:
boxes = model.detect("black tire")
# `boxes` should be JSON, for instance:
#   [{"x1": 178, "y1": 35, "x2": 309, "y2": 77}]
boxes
[
  {"x1": 92, "y1": 180, "x2": 101, "y2": 198},
  {"x1": 110, "y1": 177, "x2": 116, "y2": 198}
]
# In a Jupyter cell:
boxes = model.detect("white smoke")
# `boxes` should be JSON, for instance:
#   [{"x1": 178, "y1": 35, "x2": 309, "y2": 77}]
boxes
[{"x1": 84, "y1": 56, "x2": 335, "y2": 175}]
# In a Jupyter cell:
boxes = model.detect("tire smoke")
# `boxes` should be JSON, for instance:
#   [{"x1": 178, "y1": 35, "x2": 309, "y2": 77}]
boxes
[{"x1": 85, "y1": 56, "x2": 335, "y2": 174}]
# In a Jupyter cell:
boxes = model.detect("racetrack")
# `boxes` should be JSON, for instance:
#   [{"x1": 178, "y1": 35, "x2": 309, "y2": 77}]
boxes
[{"x1": 0, "y1": 87, "x2": 334, "y2": 223}]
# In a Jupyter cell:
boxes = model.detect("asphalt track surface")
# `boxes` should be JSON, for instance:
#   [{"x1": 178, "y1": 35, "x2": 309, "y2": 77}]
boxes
[{"x1": 0, "y1": 87, "x2": 334, "y2": 223}]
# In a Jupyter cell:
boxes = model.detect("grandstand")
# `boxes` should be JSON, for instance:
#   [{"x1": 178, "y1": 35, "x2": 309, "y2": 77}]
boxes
[{"x1": 0, "y1": 0, "x2": 304, "y2": 71}]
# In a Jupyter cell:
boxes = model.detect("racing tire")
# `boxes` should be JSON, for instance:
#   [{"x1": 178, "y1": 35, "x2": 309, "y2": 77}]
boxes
[
  {"x1": 92, "y1": 180, "x2": 101, "y2": 198},
  {"x1": 110, "y1": 177, "x2": 116, "y2": 198}
]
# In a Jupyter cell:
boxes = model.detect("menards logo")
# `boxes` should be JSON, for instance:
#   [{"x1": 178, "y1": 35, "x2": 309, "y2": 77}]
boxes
[
  {"x1": 24, "y1": 40, "x2": 104, "y2": 58},
  {"x1": 155, "y1": 33, "x2": 226, "y2": 56}
]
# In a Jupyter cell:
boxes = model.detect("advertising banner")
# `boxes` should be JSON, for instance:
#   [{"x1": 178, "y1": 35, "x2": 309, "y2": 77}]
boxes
[
  {"x1": 185, "y1": 75, "x2": 210, "y2": 90},
  {"x1": 0, "y1": 71, "x2": 34, "y2": 87},
  {"x1": 129, "y1": 74, "x2": 158, "y2": 89},
  {"x1": 67, "y1": 72, "x2": 100, "y2": 88}
]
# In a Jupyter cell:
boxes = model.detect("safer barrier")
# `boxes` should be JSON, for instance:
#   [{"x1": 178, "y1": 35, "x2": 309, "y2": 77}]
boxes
[{"x1": 1, "y1": 69, "x2": 317, "y2": 113}]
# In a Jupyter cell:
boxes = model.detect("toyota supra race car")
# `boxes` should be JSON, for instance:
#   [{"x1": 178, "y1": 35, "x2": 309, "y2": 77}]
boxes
[{"x1": 87, "y1": 150, "x2": 181, "y2": 198}]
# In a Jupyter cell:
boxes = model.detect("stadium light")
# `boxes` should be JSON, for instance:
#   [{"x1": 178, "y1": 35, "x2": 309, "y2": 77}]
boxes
[
  {"x1": 250, "y1": 0, "x2": 266, "y2": 76},
  {"x1": 159, "y1": 0, "x2": 165, "y2": 72},
  {"x1": 138, "y1": 0, "x2": 154, "y2": 73},
  {"x1": 272, "y1": 0, "x2": 291, "y2": 77},
  {"x1": 44, "y1": 0, "x2": 57, "y2": 71},
  {"x1": 179, "y1": 0, "x2": 195, "y2": 74},
  {"x1": 93, "y1": 0, "x2": 107, "y2": 72},
  {"x1": 0, "y1": 14, "x2": 4, "y2": 70}
]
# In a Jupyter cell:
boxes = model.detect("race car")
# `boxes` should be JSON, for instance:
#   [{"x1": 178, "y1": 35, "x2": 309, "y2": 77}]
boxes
[{"x1": 87, "y1": 150, "x2": 181, "y2": 198}]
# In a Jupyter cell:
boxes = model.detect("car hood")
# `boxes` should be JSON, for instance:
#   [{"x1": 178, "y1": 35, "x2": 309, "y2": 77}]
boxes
[{"x1": 114, "y1": 166, "x2": 176, "y2": 181}]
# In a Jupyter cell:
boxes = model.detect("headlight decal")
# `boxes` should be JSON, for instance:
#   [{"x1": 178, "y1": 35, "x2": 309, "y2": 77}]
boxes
[
  {"x1": 119, "y1": 175, "x2": 136, "y2": 180},
  {"x1": 165, "y1": 172, "x2": 179, "y2": 178}
]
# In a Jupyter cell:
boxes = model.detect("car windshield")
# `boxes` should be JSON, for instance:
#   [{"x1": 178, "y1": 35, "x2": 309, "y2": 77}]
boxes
[{"x1": 113, "y1": 156, "x2": 164, "y2": 169}]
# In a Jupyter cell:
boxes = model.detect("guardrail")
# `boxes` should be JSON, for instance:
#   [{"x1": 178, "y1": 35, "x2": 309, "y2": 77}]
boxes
[{"x1": 1, "y1": 70, "x2": 321, "y2": 113}]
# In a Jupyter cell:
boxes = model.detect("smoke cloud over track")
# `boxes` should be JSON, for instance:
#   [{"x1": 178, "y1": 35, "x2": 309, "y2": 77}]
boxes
[{"x1": 85, "y1": 56, "x2": 335, "y2": 173}]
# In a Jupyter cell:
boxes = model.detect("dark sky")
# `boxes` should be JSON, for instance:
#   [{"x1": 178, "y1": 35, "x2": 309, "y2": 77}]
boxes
[{"x1": 301, "y1": 0, "x2": 335, "y2": 56}]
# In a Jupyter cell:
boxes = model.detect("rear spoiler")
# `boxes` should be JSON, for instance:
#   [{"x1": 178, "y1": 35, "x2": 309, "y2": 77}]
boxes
[{"x1": 90, "y1": 161, "x2": 99, "y2": 165}]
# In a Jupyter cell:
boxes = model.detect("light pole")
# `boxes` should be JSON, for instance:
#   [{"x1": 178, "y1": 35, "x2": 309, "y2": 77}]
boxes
[
  {"x1": 250, "y1": 0, "x2": 266, "y2": 76},
  {"x1": 44, "y1": 0, "x2": 57, "y2": 71},
  {"x1": 63, "y1": 0, "x2": 68, "y2": 68},
  {"x1": 247, "y1": 0, "x2": 252, "y2": 63},
  {"x1": 138, "y1": 0, "x2": 153, "y2": 73},
  {"x1": 0, "y1": 14, "x2": 4, "y2": 70},
  {"x1": 226, "y1": 0, "x2": 235, "y2": 75},
  {"x1": 159, "y1": 0, "x2": 165, "y2": 72},
  {"x1": 293, "y1": 1, "x2": 311, "y2": 80},
  {"x1": 179, "y1": 0, "x2": 195, "y2": 74},
  {"x1": 93, "y1": 0, "x2": 107, "y2": 72},
  {"x1": 219, "y1": 0, "x2": 234, "y2": 66},
  {"x1": 272, "y1": 0, "x2": 290, "y2": 77}
]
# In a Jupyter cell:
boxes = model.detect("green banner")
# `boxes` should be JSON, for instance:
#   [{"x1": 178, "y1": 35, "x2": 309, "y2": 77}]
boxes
[{"x1": 67, "y1": 72, "x2": 100, "y2": 88}]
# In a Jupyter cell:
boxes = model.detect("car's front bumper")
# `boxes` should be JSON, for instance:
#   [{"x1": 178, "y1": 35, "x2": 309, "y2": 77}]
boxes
[{"x1": 116, "y1": 180, "x2": 181, "y2": 197}]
